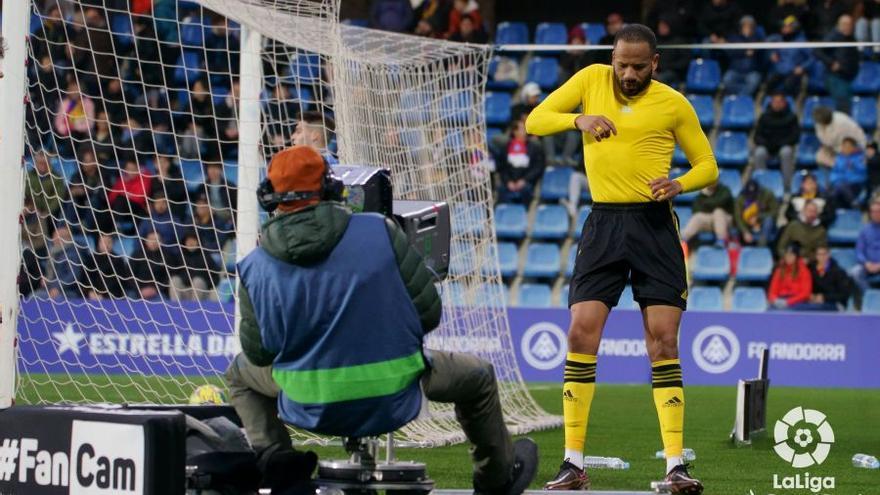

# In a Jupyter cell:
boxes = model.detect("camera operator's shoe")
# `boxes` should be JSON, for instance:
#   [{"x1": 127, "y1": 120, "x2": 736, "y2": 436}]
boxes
[
  {"x1": 662, "y1": 464, "x2": 703, "y2": 494},
  {"x1": 474, "y1": 438, "x2": 539, "y2": 495},
  {"x1": 543, "y1": 459, "x2": 590, "y2": 490}
]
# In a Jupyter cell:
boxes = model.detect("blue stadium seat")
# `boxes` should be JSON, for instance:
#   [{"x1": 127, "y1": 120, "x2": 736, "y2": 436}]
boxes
[
  {"x1": 736, "y1": 247, "x2": 774, "y2": 282},
  {"x1": 852, "y1": 62, "x2": 880, "y2": 94},
  {"x1": 688, "y1": 286, "x2": 724, "y2": 311},
  {"x1": 113, "y1": 236, "x2": 140, "y2": 258},
  {"x1": 217, "y1": 277, "x2": 235, "y2": 303},
  {"x1": 449, "y1": 241, "x2": 475, "y2": 276},
  {"x1": 526, "y1": 57, "x2": 560, "y2": 90},
  {"x1": 487, "y1": 56, "x2": 520, "y2": 90},
  {"x1": 518, "y1": 283, "x2": 553, "y2": 307},
  {"x1": 442, "y1": 281, "x2": 466, "y2": 307},
  {"x1": 687, "y1": 94, "x2": 715, "y2": 128},
  {"x1": 806, "y1": 62, "x2": 827, "y2": 94},
  {"x1": 180, "y1": 15, "x2": 205, "y2": 47},
  {"x1": 180, "y1": 158, "x2": 204, "y2": 189},
  {"x1": 497, "y1": 242, "x2": 519, "y2": 278},
  {"x1": 401, "y1": 91, "x2": 429, "y2": 125},
  {"x1": 535, "y1": 22, "x2": 567, "y2": 46},
  {"x1": 473, "y1": 283, "x2": 510, "y2": 306},
  {"x1": 291, "y1": 53, "x2": 322, "y2": 84},
  {"x1": 827, "y1": 209, "x2": 863, "y2": 244},
  {"x1": 440, "y1": 91, "x2": 474, "y2": 124},
  {"x1": 862, "y1": 289, "x2": 880, "y2": 314},
  {"x1": 796, "y1": 133, "x2": 820, "y2": 167},
  {"x1": 801, "y1": 96, "x2": 834, "y2": 129},
  {"x1": 174, "y1": 51, "x2": 205, "y2": 85},
  {"x1": 692, "y1": 246, "x2": 731, "y2": 282},
  {"x1": 751, "y1": 169, "x2": 785, "y2": 199},
  {"x1": 566, "y1": 246, "x2": 577, "y2": 278},
  {"x1": 495, "y1": 22, "x2": 529, "y2": 45},
  {"x1": 732, "y1": 287, "x2": 768, "y2": 312},
  {"x1": 523, "y1": 242, "x2": 561, "y2": 279},
  {"x1": 531, "y1": 204, "x2": 570, "y2": 240},
  {"x1": 580, "y1": 23, "x2": 606, "y2": 45},
  {"x1": 674, "y1": 206, "x2": 692, "y2": 232},
  {"x1": 686, "y1": 59, "x2": 721, "y2": 93},
  {"x1": 290, "y1": 86, "x2": 316, "y2": 111},
  {"x1": 830, "y1": 248, "x2": 857, "y2": 272},
  {"x1": 487, "y1": 126, "x2": 503, "y2": 147},
  {"x1": 452, "y1": 203, "x2": 486, "y2": 237},
  {"x1": 718, "y1": 168, "x2": 743, "y2": 197},
  {"x1": 494, "y1": 203, "x2": 528, "y2": 240},
  {"x1": 719, "y1": 95, "x2": 755, "y2": 130},
  {"x1": 445, "y1": 130, "x2": 465, "y2": 154},
  {"x1": 850, "y1": 96, "x2": 877, "y2": 131},
  {"x1": 559, "y1": 284, "x2": 570, "y2": 307},
  {"x1": 672, "y1": 145, "x2": 688, "y2": 166},
  {"x1": 540, "y1": 167, "x2": 572, "y2": 201},
  {"x1": 110, "y1": 14, "x2": 134, "y2": 48},
  {"x1": 485, "y1": 91, "x2": 512, "y2": 126},
  {"x1": 617, "y1": 285, "x2": 639, "y2": 309},
  {"x1": 59, "y1": 156, "x2": 79, "y2": 179},
  {"x1": 573, "y1": 205, "x2": 592, "y2": 238},
  {"x1": 223, "y1": 162, "x2": 239, "y2": 185},
  {"x1": 714, "y1": 131, "x2": 749, "y2": 167}
]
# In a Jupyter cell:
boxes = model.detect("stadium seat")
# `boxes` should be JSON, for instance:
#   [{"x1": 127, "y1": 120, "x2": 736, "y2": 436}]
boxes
[
  {"x1": 531, "y1": 204, "x2": 570, "y2": 240},
  {"x1": 852, "y1": 62, "x2": 880, "y2": 94},
  {"x1": 473, "y1": 283, "x2": 510, "y2": 306},
  {"x1": 110, "y1": 14, "x2": 134, "y2": 48},
  {"x1": 617, "y1": 285, "x2": 639, "y2": 309},
  {"x1": 487, "y1": 56, "x2": 520, "y2": 90},
  {"x1": 718, "y1": 168, "x2": 743, "y2": 197},
  {"x1": 565, "y1": 246, "x2": 577, "y2": 278},
  {"x1": 452, "y1": 203, "x2": 486, "y2": 237},
  {"x1": 535, "y1": 22, "x2": 567, "y2": 46},
  {"x1": 518, "y1": 283, "x2": 553, "y2": 307},
  {"x1": 487, "y1": 127, "x2": 503, "y2": 148},
  {"x1": 672, "y1": 145, "x2": 688, "y2": 166},
  {"x1": 495, "y1": 21, "x2": 529, "y2": 45},
  {"x1": 540, "y1": 167, "x2": 572, "y2": 201},
  {"x1": 442, "y1": 281, "x2": 466, "y2": 307},
  {"x1": 714, "y1": 131, "x2": 749, "y2": 167},
  {"x1": 573, "y1": 205, "x2": 592, "y2": 238},
  {"x1": 692, "y1": 246, "x2": 731, "y2": 283},
  {"x1": 223, "y1": 162, "x2": 239, "y2": 185},
  {"x1": 736, "y1": 247, "x2": 774, "y2": 282},
  {"x1": 686, "y1": 59, "x2": 721, "y2": 93},
  {"x1": 687, "y1": 94, "x2": 715, "y2": 128},
  {"x1": 180, "y1": 158, "x2": 204, "y2": 189},
  {"x1": 526, "y1": 57, "x2": 560, "y2": 90},
  {"x1": 559, "y1": 284, "x2": 570, "y2": 307},
  {"x1": 732, "y1": 287, "x2": 768, "y2": 312},
  {"x1": 180, "y1": 15, "x2": 205, "y2": 47},
  {"x1": 497, "y1": 242, "x2": 519, "y2": 278},
  {"x1": 827, "y1": 209, "x2": 863, "y2": 244},
  {"x1": 440, "y1": 91, "x2": 474, "y2": 124},
  {"x1": 174, "y1": 50, "x2": 206, "y2": 85},
  {"x1": 113, "y1": 236, "x2": 140, "y2": 258},
  {"x1": 862, "y1": 289, "x2": 880, "y2": 314},
  {"x1": 796, "y1": 133, "x2": 820, "y2": 167},
  {"x1": 494, "y1": 203, "x2": 528, "y2": 240},
  {"x1": 580, "y1": 23, "x2": 606, "y2": 44},
  {"x1": 217, "y1": 277, "x2": 235, "y2": 304},
  {"x1": 523, "y1": 242, "x2": 561, "y2": 279},
  {"x1": 59, "y1": 157, "x2": 79, "y2": 179},
  {"x1": 674, "y1": 206, "x2": 692, "y2": 232},
  {"x1": 719, "y1": 95, "x2": 755, "y2": 130},
  {"x1": 801, "y1": 96, "x2": 834, "y2": 129},
  {"x1": 485, "y1": 92, "x2": 512, "y2": 126},
  {"x1": 751, "y1": 169, "x2": 785, "y2": 199},
  {"x1": 291, "y1": 53, "x2": 322, "y2": 84},
  {"x1": 449, "y1": 241, "x2": 476, "y2": 276},
  {"x1": 830, "y1": 248, "x2": 857, "y2": 272},
  {"x1": 850, "y1": 96, "x2": 877, "y2": 131},
  {"x1": 688, "y1": 286, "x2": 724, "y2": 311},
  {"x1": 401, "y1": 91, "x2": 429, "y2": 125},
  {"x1": 806, "y1": 62, "x2": 827, "y2": 94}
]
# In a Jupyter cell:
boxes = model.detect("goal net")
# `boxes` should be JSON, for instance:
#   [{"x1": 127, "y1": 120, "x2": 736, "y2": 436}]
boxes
[{"x1": 3, "y1": 0, "x2": 559, "y2": 445}]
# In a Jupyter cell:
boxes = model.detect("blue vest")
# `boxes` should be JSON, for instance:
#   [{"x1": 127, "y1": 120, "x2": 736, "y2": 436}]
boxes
[{"x1": 238, "y1": 213, "x2": 425, "y2": 437}]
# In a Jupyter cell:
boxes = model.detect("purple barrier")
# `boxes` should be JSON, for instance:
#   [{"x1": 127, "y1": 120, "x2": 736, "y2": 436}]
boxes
[{"x1": 509, "y1": 308, "x2": 880, "y2": 388}]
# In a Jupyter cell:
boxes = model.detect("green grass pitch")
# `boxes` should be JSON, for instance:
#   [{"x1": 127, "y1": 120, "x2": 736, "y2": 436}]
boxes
[{"x1": 17, "y1": 376, "x2": 880, "y2": 494}]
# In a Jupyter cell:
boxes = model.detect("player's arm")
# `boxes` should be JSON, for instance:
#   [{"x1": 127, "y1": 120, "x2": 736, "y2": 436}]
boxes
[{"x1": 651, "y1": 96, "x2": 719, "y2": 200}]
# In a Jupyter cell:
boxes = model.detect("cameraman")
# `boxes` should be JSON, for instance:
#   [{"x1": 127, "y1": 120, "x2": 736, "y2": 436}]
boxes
[{"x1": 225, "y1": 145, "x2": 537, "y2": 494}]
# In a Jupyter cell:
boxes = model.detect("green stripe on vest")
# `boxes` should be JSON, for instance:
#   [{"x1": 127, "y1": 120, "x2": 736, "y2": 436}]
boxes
[{"x1": 272, "y1": 351, "x2": 425, "y2": 404}]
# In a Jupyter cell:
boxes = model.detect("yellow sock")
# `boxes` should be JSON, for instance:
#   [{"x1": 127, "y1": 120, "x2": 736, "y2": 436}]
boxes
[
  {"x1": 651, "y1": 359, "x2": 684, "y2": 459},
  {"x1": 563, "y1": 353, "x2": 597, "y2": 464}
]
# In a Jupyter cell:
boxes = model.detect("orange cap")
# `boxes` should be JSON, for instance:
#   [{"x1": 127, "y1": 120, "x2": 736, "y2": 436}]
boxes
[{"x1": 267, "y1": 145, "x2": 326, "y2": 212}]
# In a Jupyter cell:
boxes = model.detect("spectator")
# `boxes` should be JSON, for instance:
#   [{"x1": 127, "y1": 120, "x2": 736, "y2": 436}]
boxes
[
  {"x1": 810, "y1": 0, "x2": 851, "y2": 39},
  {"x1": 813, "y1": 105, "x2": 866, "y2": 167},
  {"x1": 597, "y1": 13, "x2": 625, "y2": 64},
  {"x1": 867, "y1": 142, "x2": 880, "y2": 197},
  {"x1": 777, "y1": 199, "x2": 828, "y2": 260},
  {"x1": 766, "y1": 16, "x2": 815, "y2": 96},
  {"x1": 369, "y1": 0, "x2": 414, "y2": 33},
  {"x1": 856, "y1": 0, "x2": 880, "y2": 56},
  {"x1": 108, "y1": 160, "x2": 153, "y2": 231},
  {"x1": 814, "y1": 14, "x2": 859, "y2": 113},
  {"x1": 794, "y1": 245, "x2": 852, "y2": 311},
  {"x1": 414, "y1": 0, "x2": 451, "y2": 35},
  {"x1": 493, "y1": 120, "x2": 544, "y2": 204},
  {"x1": 698, "y1": 0, "x2": 743, "y2": 42},
  {"x1": 138, "y1": 194, "x2": 179, "y2": 244},
  {"x1": 510, "y1": 82, "x2": 542, "y2": 124},
  {"x1": 735, "y1": 179, "x2": 779, "y2": 247},
  {"x1": 54, "y1": 80, "x2": 96, "y2": 157},
  {"x1": 785, "y1": 172, "x2": 836, "y2": 227},
  {"x1": 681, "y1": 182, "x2": 735, "y2": 246},
  {"x1": 186, "y1": 197, "x2": 233, "y2": 252},
  {"x1": 61, "y1": 176, "x2": 96, "y2": 239},
  {"x1": 198, "y1": 162, "x2": 238, "y2": 222},
  {"x1": 21, "y1": 196, "x2": 49, "y2": 259},
  {"x1": 646, "y1": 0, "x2": 697, "y2": 38},
  {"x1": 186, "y1": 79, "x2": 222, "y2": 162},
  {"x1": 177, "y1": 122, "x2": 205, "y2": 161},
  {"x1": 448, "y1": 13, "x2": 488, "y2": 43},
  {"x1": 850, "y1": 199, "x2": 880, "y2": 297},
  {"x1": 559, "y1": 26, "x2": 597, "y2": 81},
  {"x1": 654, "y1": 17, "x2": 691, "y2": 88},
  {"x1": 129, "y1": 230, "x2": 181, "y2": 300},
  {"x1": 31, "y1": 5, "x2": 68, "y2": 62},
  {"x1": 91, "y1": 113, "x2": 117, "y2": 165},
  {"x1": 151, "y1": 155, "x2": 190, "y2": 220},
  {"x1": 753, "y1": 93, "x2": 800, "y2": 188},
  {"x1": 171, "y1": 230, "x2": 220, "y2": 301},
  {"x1": 80, "y1": 234, "x2": 131, "y2": 300},
  {"x1": 768, "y1": 241, "x2": 813, "y2": 309},
  {"x1": 828, "y1": 136, "x2": 867, "y2": 209},
  {"x1": 446, "y1": 0, "x2": 482, "y2": 39},
  {"x1": 26, "y1": 151, "x2": 67, "y2": 217},
  {"x1": 292, "y1": 111, "x2": 338, "y2": 164},
  {"x1": 768, "y1": 0, "x2": 811, "y2": 35},
  {"x1": 722, "y1": 16, "x2": 765, "y2": 95},
  {"x1": 41, "y1": 225, "x2": 83, "y2": 299}
]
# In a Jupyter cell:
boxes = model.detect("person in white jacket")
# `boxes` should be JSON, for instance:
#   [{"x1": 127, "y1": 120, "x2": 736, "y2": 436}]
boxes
[{"x1": 813, "y1": 105, "x2": 866, "y2": 167}]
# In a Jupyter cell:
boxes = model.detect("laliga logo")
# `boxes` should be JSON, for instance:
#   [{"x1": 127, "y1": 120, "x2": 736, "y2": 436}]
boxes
[
  {"x1": 691, "y1": 325, "x2": 740, "y2": 374},
  {"x1": 774, "y1": 406, "x2": 835, "y2": 468},
  {"x1": 520, "y1": 322, "x2": 567, "y2": 371}
]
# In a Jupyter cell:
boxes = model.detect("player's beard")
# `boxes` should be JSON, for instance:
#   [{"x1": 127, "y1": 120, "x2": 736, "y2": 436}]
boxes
[{"x1": 614, "y1": 70, "x2": 652, "y2": 97}]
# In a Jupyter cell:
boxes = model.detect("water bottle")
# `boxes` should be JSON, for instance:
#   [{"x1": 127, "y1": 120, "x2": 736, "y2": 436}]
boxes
[
  {"x1": 655, "y1": 448, "x2": 696, "y2": 461},
  {"x1": 583, "y1": 456, "x2": 630, "y2": 470},
  {"x1": 852, "y1": 454, "x2": 880, "y2": 469}
]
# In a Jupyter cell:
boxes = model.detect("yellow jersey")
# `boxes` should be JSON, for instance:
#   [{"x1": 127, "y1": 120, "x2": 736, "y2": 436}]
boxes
[{"x1": 525, "y1": 64, "x2": 718, "y2": 203}]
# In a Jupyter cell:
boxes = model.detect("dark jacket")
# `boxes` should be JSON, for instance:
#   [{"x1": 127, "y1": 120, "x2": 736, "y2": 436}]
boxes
[
  {"x1": 494, "y1": 138, "x2": 545, "y2": 185},
  {"x1": 180, "y1": 245, "x2": 221, "y2": 286},
  {"x1": 808, "y1": 257, "x2": 852, "y2": 306},
  {"x1": 697, "y1": 0, "x2": 742, "y2": 38},
  {"x1": 129, "y1": 245, "x2": 182, "y2": 296},
  {"x1": 369, "y1": 0, "x2": 414, "y2": 32},
  {"x1": 785, "y1": 194, "x2": 836, "y2": 228},
  {"x1": 815, "y1": 30, "x2": 860, "y2": 81},
  {"x1": 80, "y1": 250, "x2": 131, "y2": 298},
  {"x1": 238, "y1": 202, "x2": 442, "y2": 366},
  {"x1": 692, "y1": 184, "x2": 735, "y2": 215},
  {"x1": 755, "y1": 106, "x2": 800, "y2": 154},
  {"x1": 656, "y1": 33, "x2": 692, "y2": 77},
  {"x1": 726, "y1": 33, "x2": 765, "y2": 73}
]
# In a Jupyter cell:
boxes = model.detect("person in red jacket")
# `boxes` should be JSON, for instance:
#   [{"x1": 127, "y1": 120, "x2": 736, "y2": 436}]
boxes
[
  {"x1": 768, "y1": 242, "x2": 813, "y2": 309},
  {"x1": 108, "y1": 160, "x2": 153, "y2": 232}
]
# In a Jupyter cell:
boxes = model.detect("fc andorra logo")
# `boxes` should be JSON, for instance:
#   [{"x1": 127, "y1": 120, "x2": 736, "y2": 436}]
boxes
[
  {"x1": 774, "y1": 406, "x2": 835, "y2": 468},
  {"x1": 520, "y1": 322, "x2": 567, "y2": 371},
  {"x1": 691, "y1": 325, "x2": 740, "y2": 374}
]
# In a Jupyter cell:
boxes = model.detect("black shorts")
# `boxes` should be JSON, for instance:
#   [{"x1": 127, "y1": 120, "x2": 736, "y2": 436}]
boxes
[{"x1": 569, "y1": 201, "x2": 688, "y2": 310}]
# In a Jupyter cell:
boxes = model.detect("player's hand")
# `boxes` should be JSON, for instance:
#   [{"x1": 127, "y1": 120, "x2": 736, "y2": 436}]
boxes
[
  {"x1": 648, "y1": 177, "x2": 683, "y2": 201},
  {"x1": 575, "y1": 114, "x2": 617, "y2": 142}
]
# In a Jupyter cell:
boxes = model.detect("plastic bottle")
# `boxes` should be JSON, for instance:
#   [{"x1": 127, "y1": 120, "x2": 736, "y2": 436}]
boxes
[
  {"x1": 852, "y1": 454, "x2": 880, "y2": 469},
  {"x1": 655, "y1": 448, "x2": 696, "y2": 461},
  {"x1": 583, "y1": 456, "x2": 630, "y2": 470}
]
